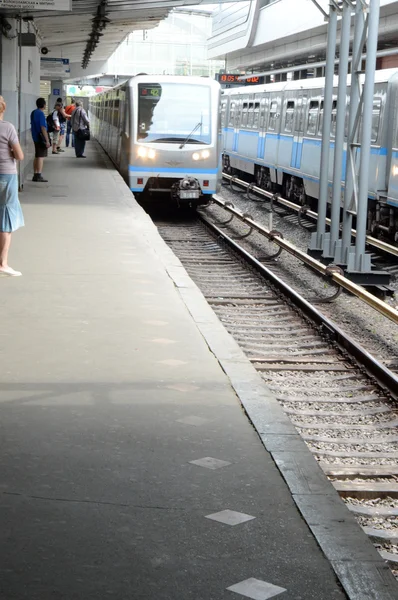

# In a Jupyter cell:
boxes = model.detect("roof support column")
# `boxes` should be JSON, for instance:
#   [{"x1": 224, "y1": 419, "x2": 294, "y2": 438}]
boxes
[
  {"x1": 337, "y1": 0, "x2": 366, "y2": 265},
  {"x1": 308, "y1": 1, "x2": 338, "y2": 256},
  {"x1": 323, "y1": 0, "x2": 352, "y2": 260},
  {"x1": 347, "y1": 0, "x2": 381, "y2": 275}
]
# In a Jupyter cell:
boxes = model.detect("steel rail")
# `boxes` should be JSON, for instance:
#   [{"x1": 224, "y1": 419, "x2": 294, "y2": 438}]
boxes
[
  {"x1": 197, "y1": 211, "x2": 398, "y2": 397},
  {"x1": 210, "y1": 193, "x2": 398, "y2": 325},
  {"x1": 222, "y1": 172, "x2": 398, "y2": 258}
]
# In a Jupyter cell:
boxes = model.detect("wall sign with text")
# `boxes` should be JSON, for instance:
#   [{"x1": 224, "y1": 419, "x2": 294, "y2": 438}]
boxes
[{"x1": 0, "y1": 0, "x2": 71, "y2": 10}]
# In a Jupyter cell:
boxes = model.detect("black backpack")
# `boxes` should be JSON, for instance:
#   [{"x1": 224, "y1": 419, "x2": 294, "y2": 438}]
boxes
[{"x1": 46, "y1": 113, "x2": 54, "y2": 133}]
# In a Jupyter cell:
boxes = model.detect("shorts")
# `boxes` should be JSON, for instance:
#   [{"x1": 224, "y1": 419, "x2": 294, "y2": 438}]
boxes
[
  {"x1": 34, "y1": 141, "x2": 48, "y2": 158},
  {"x1": 60, "y1": 122, "x2": 66, "y2": 135},
  {"x1": 52, "y1": 130, "x2": 60, "y2": 144}
]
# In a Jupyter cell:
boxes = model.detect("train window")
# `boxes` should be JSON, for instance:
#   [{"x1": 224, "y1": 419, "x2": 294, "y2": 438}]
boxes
[
  {"x1": 221, "y1": 100, "x2": 227, "y2": 127},
  {"x1": 307, "y1": 101, "x2": 319, "y2": 135},
  {"x1": 228, "y1": 101, "x2": 236, "y2": 127},
  {"x1": 284, "y1": 100, "x2": 295, "y2": 133},
  {"x1": 242, "y1": 102, "x2": 248, "y2": 128},
  {"x1": 330, "y1": 100, "x2": 338, "y2": 137},
  {"x1": 247, "y1": 103, "x2": 254, "y2": 128},
  {"x1": 318, "y1": 100, "x2": 337, "y2": 135},
  {"x1": 253, "y1": 102, "x2": 260, "y2": 129},
  {"x1": 113, "y1": 99, "x2": 120, "y2": 127},
  {"x1": 259, "y1": 97, "x2": 269, "y2": 130},
  {"x1": 268, "y1": 100, "x2": 278, "y2": 131},
  {"x1": 372, "y1": 99, "x2": 381, "y2": 143}
]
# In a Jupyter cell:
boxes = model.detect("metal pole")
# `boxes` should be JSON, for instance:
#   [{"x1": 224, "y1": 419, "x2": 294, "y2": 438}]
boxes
[
  {"x1": 328, "y1": 0, "x2": 351, "y2": 258},
  {"x1": 18, "y1": 15, "x2": 22, "y2": 190},
  {"x1": 353, "y1": 0, "x2": 380, "y2": 272},
  {"x1": 311, "y1": 2, "x2": 338, "y2": 250},
  {"x1": 341, "y1": 0, "x2": 365, "y2": 263}
]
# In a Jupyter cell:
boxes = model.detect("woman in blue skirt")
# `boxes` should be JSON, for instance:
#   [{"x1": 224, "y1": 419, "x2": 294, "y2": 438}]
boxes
[{"x1": 0, "y1": 95, "x2": 24, "y2": 276}]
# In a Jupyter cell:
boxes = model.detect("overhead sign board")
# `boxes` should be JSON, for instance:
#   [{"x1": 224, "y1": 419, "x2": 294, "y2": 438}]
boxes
[
  {"x1": 0, "y1": 0, "x2": 71, "y2": 10},
  {"x1": 41, "y1": 57, "x2": 70, "y2": 78}
]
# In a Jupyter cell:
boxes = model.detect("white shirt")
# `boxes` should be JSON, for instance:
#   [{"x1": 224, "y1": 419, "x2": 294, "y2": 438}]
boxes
[{"x1": 52, "y1": 110, "x2": 60, "y2": 128}]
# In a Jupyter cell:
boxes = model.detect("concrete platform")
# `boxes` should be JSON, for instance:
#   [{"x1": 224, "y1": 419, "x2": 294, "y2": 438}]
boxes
[{"x1": 0, "y1": 141, "x2": 395, "y2": 600}]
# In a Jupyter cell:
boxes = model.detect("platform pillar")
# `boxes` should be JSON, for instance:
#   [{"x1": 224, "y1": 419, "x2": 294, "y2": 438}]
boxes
[
  {"x1": 323, "y1": 0, "x2": 351, "y2": 262},
  {"x1": 308, "y1": 1, "x2": 338, "y2": 258},
  {"x1": 346, "y1": 0, "x2": 382, "y2": 280},
  {"x1": 336, "y1": 0, "x2": 366, "y2": 266}
]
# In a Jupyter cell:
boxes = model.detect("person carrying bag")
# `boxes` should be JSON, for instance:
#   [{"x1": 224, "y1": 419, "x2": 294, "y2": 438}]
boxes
[{"x1": 70, "y1": 100, "x2": 90, "y2": 158}]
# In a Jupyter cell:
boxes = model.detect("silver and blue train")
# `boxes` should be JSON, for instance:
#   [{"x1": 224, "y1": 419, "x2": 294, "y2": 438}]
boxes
[
  {"x1": 89, "y1": 74, "x2": 222, "y2": 206},
  {"x1": 221, "y1": 68, "x2": 398, "y2": 241}
]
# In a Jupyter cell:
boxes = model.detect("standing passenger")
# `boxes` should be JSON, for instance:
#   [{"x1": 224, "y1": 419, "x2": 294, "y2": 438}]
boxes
[
  {"x1": 65, "y1": 98, "x2": 76, "y2": 148},
  {"x1": 51, "y1": 103, "x2": 62, "y2": 155},
  {"x1": 30, "y1": 97, "x2": 51, "y2": 183},
  {"x1": 0, "y1": 95, "x2": 25, "y2": 276},
  {"x1": 71, "y1": 100, "x2": 90, "y2": 159},
  {"x1": 56, "y1": 97, "x2": 67, "y2": 152}
]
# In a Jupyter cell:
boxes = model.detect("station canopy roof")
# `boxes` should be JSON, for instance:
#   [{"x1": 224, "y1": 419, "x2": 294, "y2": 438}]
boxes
[{"x1": 4, "y1": 0, "x2": 224, "y2": 70}]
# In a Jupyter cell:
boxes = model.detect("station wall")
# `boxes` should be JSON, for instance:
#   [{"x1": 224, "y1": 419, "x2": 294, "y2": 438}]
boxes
[{"x1": 1, "y1": 19, "x2": 41, "y2": 183}]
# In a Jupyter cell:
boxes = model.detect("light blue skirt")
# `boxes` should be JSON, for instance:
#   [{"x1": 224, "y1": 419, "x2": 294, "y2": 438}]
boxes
[{"x1": 0, "y1": 173, "x2": 24, "y2": 233}]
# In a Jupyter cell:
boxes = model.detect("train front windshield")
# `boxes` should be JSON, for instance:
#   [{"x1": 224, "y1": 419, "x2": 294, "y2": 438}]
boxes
[{"x1": 137, "y1": 83, "x2": 211, "y2": 144}]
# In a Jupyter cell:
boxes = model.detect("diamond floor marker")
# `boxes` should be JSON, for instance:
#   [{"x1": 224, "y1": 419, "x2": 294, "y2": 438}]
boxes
[
  {"x1": 227, "y1": 578, "x2": 287, "y2": 600},
  {"x1": 205, "y1": 509, "x2": 256, "y2": 526},
  {"x1": 177, "y1": 416, "x2": 208, "y2": 426},
  {"x1": 189, "y1": 457, "x2": 231, "y2": 470}
]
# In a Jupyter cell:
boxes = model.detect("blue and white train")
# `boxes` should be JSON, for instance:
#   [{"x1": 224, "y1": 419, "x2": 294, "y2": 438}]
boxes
[
  {"x1": 221, "y1": 69, "x2": 398, "y2": 241},
  {"x1": 89, "y1": 74, "x2": 222, "y2": 206}
]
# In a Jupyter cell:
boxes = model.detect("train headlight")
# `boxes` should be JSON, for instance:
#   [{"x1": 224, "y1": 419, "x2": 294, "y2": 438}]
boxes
[
  {"x1": 137, "y1": 146, "x2": 147, "y2": 158},
  {"x1": 393, "y1": 165, "x2": 398, "y2": 177},
  {"x1": 148, "y1": 149, "x2": 156, "y2": 159},
  {"x1": 192, "y1": 150, "x2": 210, "y2": 161}
]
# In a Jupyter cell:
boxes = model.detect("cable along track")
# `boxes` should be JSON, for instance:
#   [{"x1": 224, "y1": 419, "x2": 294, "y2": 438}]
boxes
[{"x1": 156, "y1": 215, "x2": 398, "y2": 577}]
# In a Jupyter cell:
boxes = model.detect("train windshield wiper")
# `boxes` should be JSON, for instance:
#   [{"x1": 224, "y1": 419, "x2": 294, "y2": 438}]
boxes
[{"x1": 179, "y1": 121, "x2": 202, "y2": 149}]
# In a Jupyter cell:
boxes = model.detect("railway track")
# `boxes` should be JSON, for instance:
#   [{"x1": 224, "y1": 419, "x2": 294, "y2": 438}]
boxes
[
  {"x1": 222, "y1": 173, "x2": 398, "y2": 278},
  {"x1": 155, "y1": 212, "x2": 398, "y2": 578}
]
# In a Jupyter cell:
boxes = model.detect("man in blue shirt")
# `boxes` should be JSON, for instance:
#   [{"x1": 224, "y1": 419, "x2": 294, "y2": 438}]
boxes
[{"x1": 30, "y1": 97, "x2": 51, "y2": 182}]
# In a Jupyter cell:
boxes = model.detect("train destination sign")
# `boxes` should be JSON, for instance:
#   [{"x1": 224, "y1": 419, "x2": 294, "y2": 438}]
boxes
[
  {"x1": 216, "y1": 73, "x2": 264, "y2": 87},
  {"x1": 0, "y1": 0, "x2": 71, "y2": 9}
]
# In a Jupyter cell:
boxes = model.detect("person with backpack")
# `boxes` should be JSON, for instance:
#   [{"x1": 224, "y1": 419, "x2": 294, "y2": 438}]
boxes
[
  {"x1": 71, "y1": 100, "x2": 90, "y2": 158},
  {"x1": 30, "y1": 97, "x2": 51, "y2": 182}
]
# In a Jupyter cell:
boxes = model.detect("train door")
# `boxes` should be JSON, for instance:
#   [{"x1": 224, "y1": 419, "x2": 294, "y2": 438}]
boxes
[{"x1": 291, "y1": 92, "x2": 307, "y2": 169}]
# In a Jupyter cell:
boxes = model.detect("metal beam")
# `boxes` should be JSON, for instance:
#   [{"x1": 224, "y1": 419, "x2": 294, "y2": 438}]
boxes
[
  {"x1": 308, "y1": 0, "x2": 330, "y2": 20},
  {"x1": 237, "y1": 48, "x2": 398, "y2": 81}
]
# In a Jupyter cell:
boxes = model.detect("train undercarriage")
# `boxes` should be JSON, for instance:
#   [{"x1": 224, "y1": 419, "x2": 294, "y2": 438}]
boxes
[{"x1": 222, "y1": 155, "x2": 398, "y2": 243}]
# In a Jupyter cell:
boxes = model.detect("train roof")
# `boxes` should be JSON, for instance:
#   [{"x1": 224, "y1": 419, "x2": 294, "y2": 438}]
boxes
[
  {"x1": 91, "y1": 74, "x2": 221, "y2": 98},
  {"x1": 221, "y1": 68, "x2": 398, "y2": 96}
]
